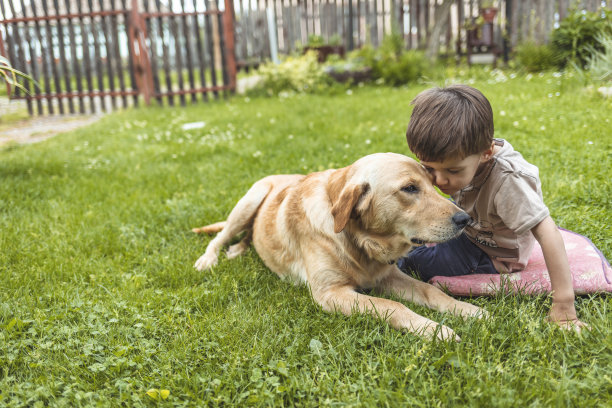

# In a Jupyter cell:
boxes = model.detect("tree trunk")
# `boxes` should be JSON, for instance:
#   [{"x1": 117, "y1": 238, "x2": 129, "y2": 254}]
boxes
[{"x1": 425, "y1": 0, "x2": 454, "y2": 61}]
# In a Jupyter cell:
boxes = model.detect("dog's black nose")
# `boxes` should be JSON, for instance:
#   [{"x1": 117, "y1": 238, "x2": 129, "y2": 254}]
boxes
[{"x1": 452, "y1": 212, "x2": 471, "y2": 229}]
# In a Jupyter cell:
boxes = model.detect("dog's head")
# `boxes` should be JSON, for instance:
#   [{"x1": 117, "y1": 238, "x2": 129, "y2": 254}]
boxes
[{"x1": 327, "y1": 153, "x2": 470, "y2": 262}]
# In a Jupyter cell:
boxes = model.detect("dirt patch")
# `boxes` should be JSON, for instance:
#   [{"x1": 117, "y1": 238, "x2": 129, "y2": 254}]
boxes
[{"x1": 0, "y1": 98, "x2": 103, "y2": 147}]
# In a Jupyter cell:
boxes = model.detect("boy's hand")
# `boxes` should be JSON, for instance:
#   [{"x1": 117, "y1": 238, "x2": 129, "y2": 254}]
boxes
[{"x1": 548, "y1": 301, "x2": 590, "y2": 332}]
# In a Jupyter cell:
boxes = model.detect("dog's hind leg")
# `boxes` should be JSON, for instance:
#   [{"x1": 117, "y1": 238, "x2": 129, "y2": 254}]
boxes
[
  {"x1": 194, "y1": 180, "x2": 273, "y2": 271},
  {"x1": 226, "y1": 231, "x2": 252, "y2": 259}
]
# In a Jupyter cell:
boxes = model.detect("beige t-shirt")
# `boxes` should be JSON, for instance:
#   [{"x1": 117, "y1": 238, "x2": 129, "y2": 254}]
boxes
[{"x1": 452, "y1": 139, "x2": 550, "y2": 273}]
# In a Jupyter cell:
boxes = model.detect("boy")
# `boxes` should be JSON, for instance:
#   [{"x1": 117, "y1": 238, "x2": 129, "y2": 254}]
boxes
[{"x1": 397, "y1": 85, "x2": 587, "y2": 330}]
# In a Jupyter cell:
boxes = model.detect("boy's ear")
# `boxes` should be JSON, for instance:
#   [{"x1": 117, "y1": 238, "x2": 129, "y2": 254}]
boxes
[{"x1": 480, "y1": 142, "x2": 496, "y2": 161}]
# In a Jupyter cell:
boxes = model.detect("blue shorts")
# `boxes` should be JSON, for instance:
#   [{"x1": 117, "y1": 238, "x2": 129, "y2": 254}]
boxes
[{"x1": 396, "y1": 233, "x2": 499, "y2": 282}]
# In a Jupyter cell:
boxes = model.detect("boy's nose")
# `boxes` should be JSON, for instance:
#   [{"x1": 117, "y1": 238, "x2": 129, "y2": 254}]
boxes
[{"x1": 432, "y1": 172, "x2": 447, "y2": 186}]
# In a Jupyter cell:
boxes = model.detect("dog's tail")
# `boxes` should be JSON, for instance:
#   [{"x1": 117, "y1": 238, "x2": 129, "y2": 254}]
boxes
[{"x1": 192, "y1": 221, "x2": 226, "y2": 234}]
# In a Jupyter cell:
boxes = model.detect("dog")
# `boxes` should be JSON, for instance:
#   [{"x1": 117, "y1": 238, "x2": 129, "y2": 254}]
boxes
[{"x1": 193, "y1": 153, "x2": 485, "y2": 340}]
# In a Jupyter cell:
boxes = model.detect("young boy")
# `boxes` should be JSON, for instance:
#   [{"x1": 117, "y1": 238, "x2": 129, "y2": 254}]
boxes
[{"x1": 397, "y1": 84, "x2": 587, "y2": 330}]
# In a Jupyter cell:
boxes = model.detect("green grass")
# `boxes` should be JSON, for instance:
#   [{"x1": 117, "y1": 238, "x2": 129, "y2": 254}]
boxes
[{"x1": 1, "y1": 69, "x2": 611, "y2": 406}]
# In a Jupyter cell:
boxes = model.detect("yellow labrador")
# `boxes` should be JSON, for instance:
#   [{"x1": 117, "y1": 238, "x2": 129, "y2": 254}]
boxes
[{"x1": 194, "y1": 153, "x2": 484, "y2": 340}]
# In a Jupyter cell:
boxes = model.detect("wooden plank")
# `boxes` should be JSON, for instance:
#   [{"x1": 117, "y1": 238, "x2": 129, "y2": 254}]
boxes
[
  {"x1": 29, "y1": 0, "x2": 54, "y2": 113},
  {"x1": 122, "y1": 0, "x2": 140, "y2": 106},
  {"x1": 558, "y1": 0, "x2": 569, "y2": 21},
  {"x1": 77, "y1": 1, "x2": 96, "y2": 113},
  {"x1": 204, "y1": 0, "x2": 219, "y2": 98},
  {"x1": 52, "y1": 0, "x2": 75, "y2": 114},
  {"x1": 408, "y1": 0, "x2": 413, "y2": 48},
  {"x1": 415, "y1": 0, "x2": 420, "y2": 46},
  {"x1": 510, "y1": 0, "x2": 519, "y2": 48},
  {"x1": 180, "y1": 0, "x2": 197, "y2": 103},
  {"x1": 543, "y1": 0, "x2": 554, "y2": 44},
  {"x1": 98, "y1": 0, "x2": 117, "y2": 109},
  {"x1": 19, "y1": 0, "x2": 41, "y2": 114},
  {"x1": 8, "y1": 1, "x2": 33, "y2": 113},
  {"x1": 167, "y1": 0, "x2": 186, "y2": 106},
  {"x1": 455, "y1": 0, "x2": 462, "y2": 55},
  {"x1": 143, "y1": 0, "x2": 161, "y2": 105},
  {"x1": 191, "y1": 0, "x2": 209, "y2": 101},
  {"x1": 88, "y1": 0, "x2": 106, "y2": 112},
  {"x1": 155, "y1": 0, "x2": 175, "y2": 106},
  {"x1": 41, "y1": 0, "x2": 64, "y2": 113},
  {"x1": 215, "y1": 0, "x2": 229, "y2": 96},
  {"x1": 65, "y1": 0, "x2": 85, "y2": 113},
  {"x1": 110, "y1": 0, "x2": 127, "y2": 108}
]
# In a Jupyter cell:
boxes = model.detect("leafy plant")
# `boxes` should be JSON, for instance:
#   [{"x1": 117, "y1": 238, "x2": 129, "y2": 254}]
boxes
[
  {"x1": 251, "y1": 51, "x2": 331, "y2": 96},
  {"x1": 515, "y1": 42, "x2": 559, "y2": 72},
  {"x1": 306, "y1": 35, "x2": 325, "y2": 47},
  {"x1": 586, "y1": 32, "x2": 612, "y2": 82},
  {"x1": 350, "y1": 34, "x2": 429, "y2": 86},
  {"x1": 550, "y1": 8, "x2": 612, "y2": 68},
  {"x1": 0, "y1": 55, "x2": 38, "y2": 96}
]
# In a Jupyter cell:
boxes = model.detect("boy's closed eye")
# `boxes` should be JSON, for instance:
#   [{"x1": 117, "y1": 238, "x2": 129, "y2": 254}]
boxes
[{"x1": 422, "y1": 165, "x2": 461, "y2": 175}]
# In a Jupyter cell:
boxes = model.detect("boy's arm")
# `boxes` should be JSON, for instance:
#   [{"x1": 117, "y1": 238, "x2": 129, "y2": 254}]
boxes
[{"x1": 531, "y1": 216, "x2": 588, "y2": 331}]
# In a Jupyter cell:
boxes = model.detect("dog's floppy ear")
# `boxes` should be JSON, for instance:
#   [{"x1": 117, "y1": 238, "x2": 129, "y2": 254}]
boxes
[{"x1": 328, "y1": 167, "x2": 371, "y2": 233}]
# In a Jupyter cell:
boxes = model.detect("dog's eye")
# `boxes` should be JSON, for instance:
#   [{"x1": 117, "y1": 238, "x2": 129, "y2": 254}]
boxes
[{"x1": 401, "y1": 185, "x2": 419, "y2": 194}]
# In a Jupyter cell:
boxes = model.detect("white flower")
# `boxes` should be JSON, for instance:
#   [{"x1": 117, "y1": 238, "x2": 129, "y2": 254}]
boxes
[
  {"x1": 252, "y1": 150, "x2": 263, "y2": 158},
  {"x1": 513, "y1": 121, "x2": 519, "y2": 127},
  {"x1": 346, "y1": 89, "x2": 353, "y2": 95},
  {"x1": 500, "y1": 110, "x2": 506, "y2": 116},
  {"x1": 365, "y1": 139, "x2": 371, "y2": 145}
]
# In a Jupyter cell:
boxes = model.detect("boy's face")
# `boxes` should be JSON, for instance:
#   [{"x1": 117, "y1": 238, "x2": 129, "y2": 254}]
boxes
[{"x1": 419, "y1": 144, "x2": 495, "y2": 196}]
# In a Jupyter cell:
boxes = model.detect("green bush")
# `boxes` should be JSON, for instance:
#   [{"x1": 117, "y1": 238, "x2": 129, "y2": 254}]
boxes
[
  {"x1": 349, "y1": 34, "x2": 428, "y2": 86},
  {"x1": 515, "y1": 42, "x2": 558, "y2": 72},
  {"x1": 251, "y1": 51, "x2": 331, "y2": 96},
  {"x1": 550, "y1": 8, "x2": 612, "y2": 68}
]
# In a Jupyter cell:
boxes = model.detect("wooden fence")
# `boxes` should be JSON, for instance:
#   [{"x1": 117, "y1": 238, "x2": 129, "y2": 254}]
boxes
[
  {"x1": 2, "y1": 0, "x2": 611, "y2": 115},
  {"x1": 235, "y1": 0, "x2": 612, "y2": 69},
  {"x1": 0, "y1": 0, "x2": 237, "y2": 115}
]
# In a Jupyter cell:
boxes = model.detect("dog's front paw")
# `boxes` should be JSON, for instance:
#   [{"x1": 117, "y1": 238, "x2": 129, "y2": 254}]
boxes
[
  {"x1": 411, "y1": 318, "x2": 461, "y2": 342},
  {"x1": 194, "y1": 253, "x2": 218, "y2": 271},
  {"x1": 421, "y1": 323, "x2": 460, "y2": 342},
  {"x1": 455, "y1": 301, "x2": 488, "y2": 319}
]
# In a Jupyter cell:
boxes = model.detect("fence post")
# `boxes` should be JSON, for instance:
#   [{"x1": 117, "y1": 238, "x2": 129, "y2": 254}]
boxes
[
  {"x1": 129, "y1": 0, "x2": 154, "y2": 105},
  {"x1": 223, "y1": 0, "x2": 237, "y2": 91}
]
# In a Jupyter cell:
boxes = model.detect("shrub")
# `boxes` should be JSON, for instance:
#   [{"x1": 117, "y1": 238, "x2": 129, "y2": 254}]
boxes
[
  {"x1": 349, "y1": 34, "x2": 429, "y2": 86},
  {"x1": 515, "y1": 42, "x2": 558, "y2": 72},
  {"x1": 586, "y1": 33, "x2": 612, "y2": 82},
  {"x1": 550, "y1": 8, "x2": 612, "y2": 68},
  {"x1": 252, "y1": 51, "x2": 331, "y2": 96}
]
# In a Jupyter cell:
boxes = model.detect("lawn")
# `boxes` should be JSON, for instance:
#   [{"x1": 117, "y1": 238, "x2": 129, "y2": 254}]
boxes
[{"x1": 1, "y1": 69, "x2": 611, "y2": 407}]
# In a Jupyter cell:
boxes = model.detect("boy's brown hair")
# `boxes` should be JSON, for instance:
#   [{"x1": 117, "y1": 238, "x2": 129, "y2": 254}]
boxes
[{"x1": 406, "y1": 85, "x2": 494, "y2": 162}]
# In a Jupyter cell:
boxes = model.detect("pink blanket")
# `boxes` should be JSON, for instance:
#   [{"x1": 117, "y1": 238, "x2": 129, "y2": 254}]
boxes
[{"x1": 429, "y1": 229, "x2": 612, "y2": 296}]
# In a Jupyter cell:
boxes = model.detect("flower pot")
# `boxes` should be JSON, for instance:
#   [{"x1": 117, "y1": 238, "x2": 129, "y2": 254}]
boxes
[{"x1": 479, "y1": 7, "x2": 498, "y2": 23}]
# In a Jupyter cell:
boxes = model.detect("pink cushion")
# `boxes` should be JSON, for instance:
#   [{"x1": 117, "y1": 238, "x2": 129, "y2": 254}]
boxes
[{"x1": 429, "y1": 229, "x2": 612, "y2": 296}]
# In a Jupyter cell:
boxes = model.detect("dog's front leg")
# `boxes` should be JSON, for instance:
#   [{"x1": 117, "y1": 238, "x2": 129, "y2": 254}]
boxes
[
  {"x1": 312, "y1": 284, "x2": 460, "y2": 341},
  {"x1": 377, "y1": 267, "x2": 486, "y2": 319}
]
